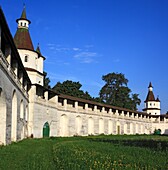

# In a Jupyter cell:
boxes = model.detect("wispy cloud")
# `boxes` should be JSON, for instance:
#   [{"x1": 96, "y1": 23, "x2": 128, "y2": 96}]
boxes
[
  {"x1": 72, "y1": 47, "x2": 81, "y2": 51},
  {"x1": 46, "y1": 43, "x2": 99, "y2": 64},
  {"x1": 112, "y1": 58, "x2": 120, "y2": 63},
  {"x1": 48, "y1": 72, "x2": 79, "y2": 84},
  {"x1": 85, "y1": 45, "x2": 94, "y2": 48},
  {"x1": 74, "y1": 52, "x2": 97, "y2": 63},
  {"x1": 47, "y1": 43, "x2": 81, "y2": 52}
]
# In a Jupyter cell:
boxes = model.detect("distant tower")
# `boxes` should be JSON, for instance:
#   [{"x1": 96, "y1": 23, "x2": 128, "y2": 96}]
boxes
[
  {"x1": 143, "y1": 82, "x2": 160, "y2": 115},
  {"x1": 14, "y1": 6, "x2": 45, "y2": 86}
]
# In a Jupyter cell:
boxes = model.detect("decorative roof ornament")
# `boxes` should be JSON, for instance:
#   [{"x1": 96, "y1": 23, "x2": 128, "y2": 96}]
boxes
[
  {"x1": 156, "y1": 95, "x2": 160, "y2": 102},
  {"x1": 36, "y1": 43, "x2": 41, "y2": 55},
  {"x1": 21, "y1": 4, "x2": 26, "y2": 19},
  {"x1": 148, "y1": 82, "x2": 153, "y2": 88}
]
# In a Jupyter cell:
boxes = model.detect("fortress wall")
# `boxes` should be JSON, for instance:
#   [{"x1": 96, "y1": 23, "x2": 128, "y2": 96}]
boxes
[{"x1": 30, "y1": 96, "x2": 154, "y2": 138}]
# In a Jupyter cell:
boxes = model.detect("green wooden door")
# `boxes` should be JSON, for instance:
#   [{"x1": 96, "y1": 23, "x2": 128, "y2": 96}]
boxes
[
  {"x1": 117, "y1": 125, "x2": 120, "y2": 134},
  {"x1": 43, "y1": 122, "x2": 50, "y2": 137}
]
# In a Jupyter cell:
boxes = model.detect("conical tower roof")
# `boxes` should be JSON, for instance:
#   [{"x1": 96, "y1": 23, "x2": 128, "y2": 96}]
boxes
[
  {"x1": 35, "y1": 44, "x2": 46, "y2": 60},
  {"x1": 14, "y1": 6, "x2": 34, "y2": 51},
  {"x1": 145, "y1": 91, "x2": 155, "y2": 102},
  {"x1": 36, "y1": 43, "x2": 41, "y2": 55},
  {"x1": 145, "y1": 82, "x2": 155, "y2": 102}
]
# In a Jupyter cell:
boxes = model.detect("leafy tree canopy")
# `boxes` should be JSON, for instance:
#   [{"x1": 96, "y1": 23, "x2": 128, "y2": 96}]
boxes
[
  {"x1": 52, "y1": 80, "x2": 93, "y2": 100},
  {"x1": 99, "y1": 72, "x2": 141, "y2": 110},
  {"x1": 44, "y1": 71, "x2": 51, "y2": 89}
]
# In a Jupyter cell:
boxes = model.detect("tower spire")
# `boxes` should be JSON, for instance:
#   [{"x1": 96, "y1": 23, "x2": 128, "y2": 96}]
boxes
[
  {"x1": 145, "y1": 82, "x2": 155, "y2": 101},
  {"x1": 21, "y1": 4, "x2": 27, "y2": 19}
]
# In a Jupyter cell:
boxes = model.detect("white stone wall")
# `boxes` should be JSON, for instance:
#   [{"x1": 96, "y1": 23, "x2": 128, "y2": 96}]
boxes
[
  {"x1": 0, "y1": 63, "x2": 29, "y2": 144},
  {"x1": 29, "y1": 93, "x2": 159, "y2": 139}
]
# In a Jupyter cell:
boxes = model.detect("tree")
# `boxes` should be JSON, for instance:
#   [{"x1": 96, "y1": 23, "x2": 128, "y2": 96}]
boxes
[
  {"x1": 99, "y1": 72, "x2": 141, "y2": 110},
  {"x1": 52, "y1": 80, "x2": 92, "y2": 100},
  {"x1": 43, "y1": 71, "x2": 51, "y2": 89}
]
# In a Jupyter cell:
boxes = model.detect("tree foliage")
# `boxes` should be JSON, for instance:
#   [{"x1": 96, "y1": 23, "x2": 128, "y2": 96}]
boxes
[
  {"x1": 99, "y1": 72, "x2": 141, "y2": 110},
  {"x1": 52, "y1": 80, "x2": 93, "y2": 100},
  {"x1": 44, "y1": 71, "x2": 51, "y2": 89}
]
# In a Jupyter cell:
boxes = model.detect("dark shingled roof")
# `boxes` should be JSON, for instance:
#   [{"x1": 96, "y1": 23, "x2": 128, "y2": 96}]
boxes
[
  {"x1": 14, "y1": 28, "x2": 34, "y2": 50},
  {"x1": 14, "y1": 6, "x2": 33, "y2": 50},
  {"x1": 145, "y1": 82, "x2": 156, "y2": 102},
  {"x1": 145, "y1": 90, "x2": 155, "y2": 102}
]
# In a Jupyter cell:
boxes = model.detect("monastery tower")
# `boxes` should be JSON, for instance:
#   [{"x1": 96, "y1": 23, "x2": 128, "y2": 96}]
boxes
[
  {"x1": 143, "y1": 82, "x2": 161, "y2": 115},
  {"x1": 14, "y1": 6, "x2": 45, "y2": 86}
]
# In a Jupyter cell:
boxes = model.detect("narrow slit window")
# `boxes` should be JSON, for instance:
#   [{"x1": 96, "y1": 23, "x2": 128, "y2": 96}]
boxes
[{"x1": 25, "y1": 55, "x2": 28, "y2": 62}]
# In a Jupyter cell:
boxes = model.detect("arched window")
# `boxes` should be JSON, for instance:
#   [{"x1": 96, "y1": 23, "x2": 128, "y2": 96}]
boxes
[
  {"x1": 20, "y1": 100, "x2": 24, "y2": 119},
  {"x1": 25, "y1": 55, "x2": 28, "y2": 62},
  {"x1": 0, "y1": 89, "x2": 7, "y2": 144},
  {"x1": 88, "y1": 117, "x2": 94, "y2": 135},
  {"x1": 24, "y1": 23, "x2": 26, "y2": 27},
  {"x1": 11, "y1": 90, "x2": 17, "y2": 141},
  {"x1": 21, "y1": 22, "x2": 22, "y2": 26}
]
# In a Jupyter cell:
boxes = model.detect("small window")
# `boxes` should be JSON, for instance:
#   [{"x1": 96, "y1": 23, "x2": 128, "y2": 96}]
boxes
[
  {"x1": 24, "y1": 23, "x2": 26, "y2": 27},
  {"x1": 150, "y1": 103, "x2": 152, "y2": 106},
  {"x1": 21, "y1": 22, "x2": 22, "y2": 26},
  {"x1": 25, "y1": 55, "x2": 28, "y2": 62}
]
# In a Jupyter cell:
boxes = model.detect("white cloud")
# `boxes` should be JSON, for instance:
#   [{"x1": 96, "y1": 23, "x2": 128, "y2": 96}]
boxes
[
  {"x1": 74, "y1": 52, "x2": 97, "y2": 63},
  {"x1": 48, "y1": 72, "x2": 79, "y2": 84},
  {"x1": 112, "y1": 58, "x2": 120, "y2": 63},
  {"x1": 85, "y1": 45, "x2": 94, "y2": 48},
  {"x1": 72, "y1": 47, "x2": 81, "y2": 51}
]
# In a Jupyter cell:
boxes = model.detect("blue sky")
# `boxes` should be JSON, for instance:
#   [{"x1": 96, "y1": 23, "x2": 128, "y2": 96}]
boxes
[{"x1": 1, "y1": 0, "x2": 168, "y2": 113}]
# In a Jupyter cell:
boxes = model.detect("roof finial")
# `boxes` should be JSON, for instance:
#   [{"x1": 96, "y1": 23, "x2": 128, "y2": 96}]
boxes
[
  {"x1": 156, "y1": 95, "x2": 160, "y2": 102},
  {"x1": 148, "y1": 82, "x2": 153, "y2": 88},
  {"x1": 21, "y1": 3, "x2": 27, "y2": 19},
  {"x1": 36, "y1": 43, "x2": 41, "y2": 55}
]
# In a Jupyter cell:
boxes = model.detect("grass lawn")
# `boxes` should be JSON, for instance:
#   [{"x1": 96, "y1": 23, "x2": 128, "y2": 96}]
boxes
[{"x1": 0, "y1": 135, "x2": 167, "y2": 170}]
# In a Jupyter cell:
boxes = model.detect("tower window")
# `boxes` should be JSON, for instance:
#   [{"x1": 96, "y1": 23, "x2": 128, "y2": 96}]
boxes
[
  {"x1": 25, "y1": 55, "x2": 28, "y2": 62},
  {"x1": 24, "y1": 23, "x2": 26, "y2": 27},
  {"x1": 21, "y1": 22, "x2": 22, "y2": 26}
]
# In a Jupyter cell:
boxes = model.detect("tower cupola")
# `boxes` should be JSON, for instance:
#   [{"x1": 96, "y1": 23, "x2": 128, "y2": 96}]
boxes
[
  {"x1": 14, "y1": 6, "x2": 34, "y2": 51},
  {"x1": 16, "y1": 6, "x2": 31, "y2": 29},
  {"x1": 143, "y1": 82, "x2": 160, "y2": 115}
]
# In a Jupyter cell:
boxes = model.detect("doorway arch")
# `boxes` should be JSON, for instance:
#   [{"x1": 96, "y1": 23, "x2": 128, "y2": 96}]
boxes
[{"x1": 43, "y1": 122, "x2": 50, "y2": 137}]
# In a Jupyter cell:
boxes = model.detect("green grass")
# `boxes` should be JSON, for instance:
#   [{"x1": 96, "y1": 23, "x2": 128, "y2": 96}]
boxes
[{"x1": 0, "y1": 135, "x2": 167, "y2": 170}]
